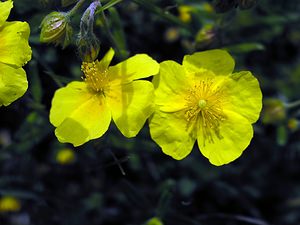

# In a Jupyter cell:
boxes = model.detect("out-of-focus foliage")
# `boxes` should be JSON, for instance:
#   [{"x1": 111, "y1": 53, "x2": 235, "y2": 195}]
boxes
[{"x1": 1, "y1": 0, "x2": 300, "y2": 225}]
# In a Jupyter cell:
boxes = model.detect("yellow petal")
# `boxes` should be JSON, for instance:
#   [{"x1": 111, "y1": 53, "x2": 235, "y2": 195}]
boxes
[
  {"x1": 0, "y1": 62, "x2": 28, "y2": 106},
  {"x1": 50, "y1": 82, "x2": 111, "y2": 146},
  {"x1": 108, "y1": 54, "x2": 159, "y2": 85},
  {"x1": 197, "y1": 110, "x2": 253, "y2": 166},
  {"x1": 0, "y1": 21, "x2": 32, "y2": 67},
  {"x1": 0, "y1": 0, "x2": 13, "y2": 27},
  {"x1": 153, "y1": 60, "x2": 190, "y2": 112},
  {"x1": 182, "y1": 49, "x2": 234, "y2": 76},
  {"x1": 223, "y1": 71, "x2": 262, "y2": 123},
  {"x1": 98, "y1": 47, "x2": 115, "y2": 70},
  {"x1": 106, "y1": 80, "x2": 154, "y2": 137},
  {"x1": 149, "y1": 110, "x2": 196, "y2": 160}
]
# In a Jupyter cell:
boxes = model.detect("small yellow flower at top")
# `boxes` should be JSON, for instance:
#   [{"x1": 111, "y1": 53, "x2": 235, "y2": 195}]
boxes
[
  {"x1": 50, "y1": 48, "x2": 159, "y2": 146},
  {"x1": 56, "y1": 148, "x2": 76, "y2": 165},
  {"x1": 149, "y1": 49, "x2": 262, "y2": 166},
  {"x1": 0, "y1": 0, "x2": 32, "y2": 107},
  {"x1": 0, "y1": 196, "x2": 21, "y2": 213},
  {"x1": 178, "y1": 5, "x2": 194, "y2": 23}
]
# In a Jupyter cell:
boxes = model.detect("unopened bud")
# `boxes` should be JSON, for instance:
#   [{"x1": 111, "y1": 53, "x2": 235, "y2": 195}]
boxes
[
  {"x1": 40, "y1": 11, "x2": 73, "y2": 48},
  {"x1": 77, "y1": 34, "x2": 100, "y2": 62},
  {"x1": 262, "y1": 98, "x2": 286, "y2": 125},
  {"x1": 195, "y1": 24, "x2": 216, "y2": 49},
  {"x1": 77, "y1": 1, "x2": 101, "y2": 62}
]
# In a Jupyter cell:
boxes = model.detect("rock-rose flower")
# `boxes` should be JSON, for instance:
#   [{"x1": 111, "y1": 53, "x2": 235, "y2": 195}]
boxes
[
  {"x1": 149, "y1": 49, "x2": 262, "y2": 166},
  {"x1": 50, "y1": 48, "x2": 159, "y2": 146}
]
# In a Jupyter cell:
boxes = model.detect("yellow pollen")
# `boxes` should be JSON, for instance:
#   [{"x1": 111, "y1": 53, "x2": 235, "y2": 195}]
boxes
[
  {"x1": 184, "y1": 79, "x2": 226, "y2": 144},
  {"x1": 81, "y1": 61, "x2": 110, "y2": 94}
]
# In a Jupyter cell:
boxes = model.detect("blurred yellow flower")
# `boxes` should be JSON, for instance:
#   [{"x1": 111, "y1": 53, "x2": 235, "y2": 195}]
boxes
[
  {"x1": 50, "y1": 48, "x2": 159, "y2": 146},
  {"x1": 145, "y1": 217, "x2": 164, "y2": 225},
  {"x1": 178, "y1": 5, "x2": 194, "y2": 23},
  {"x1": 149, "y1": 50, "x2": 262, "y2": 166},
  {"x1": 56, "y1": 148, "x2": 76, "y2": 165},
  {"x1": 0, "y1": 0, "x2": 32, "y2": 107},
  {"x1": 0, "y1": 196, "x2": 21, "y2": 212}
]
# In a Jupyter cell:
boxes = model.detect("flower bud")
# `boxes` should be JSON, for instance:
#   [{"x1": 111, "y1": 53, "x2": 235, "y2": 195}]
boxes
[
  {"x1": 40, "y1": 11, "x2": 72, "y2": 48},
  {"x1": 77, "y1": 34, "x2": 100, "y2": 62},
  {"x1": 262, "y1": 98, "x2": 286, "y2": 125},
  {"x1": 195, "y1": 24, "x2": 216, "y2": 49},
  {"x1": 77, "y1": 1, "x2": 101, "y2": 62}
]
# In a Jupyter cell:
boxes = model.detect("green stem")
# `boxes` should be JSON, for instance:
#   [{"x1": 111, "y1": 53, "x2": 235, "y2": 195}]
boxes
[
  {"x1": 68, "y1": 0, "x2": 88, "y2": 17},
  {"x1": 286, "y1": 100, "x2": 300, "y2": 109},
  {"x1": 95, "y1": 0, "x2": 123, "y2": 15}
]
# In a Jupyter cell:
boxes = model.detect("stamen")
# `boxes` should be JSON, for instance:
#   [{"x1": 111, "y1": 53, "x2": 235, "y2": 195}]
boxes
[
  {"x1": 184, "y1": 78, "x2": 226, "y2": 144},
  {"x1": 81, "y1": 61, "x2": 110, "y2": 94}
]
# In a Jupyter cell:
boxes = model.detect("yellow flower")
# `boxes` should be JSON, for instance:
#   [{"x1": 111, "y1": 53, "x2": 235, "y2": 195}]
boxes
[
  {"x1": 145, "y1": 217, "x2": 164, "y2": 225},
  {"x1": 0, "y1": 0, "x2": 32, "y2": 107},
  {"x1": 56, "y1": 148, "x2": 76, "y2": 165},
  {"x1": 0, "y1": 196, "x2": 21, "y2": 212},
  {"x1": 149, "y1": 50, "x2": 262, "y2": 166},
  {"x1": 50, "y1": 48, "x2": 159, "y2": 146},
  {"x1": 178, "y1": 5, "x2": 194, "y2": 23}
]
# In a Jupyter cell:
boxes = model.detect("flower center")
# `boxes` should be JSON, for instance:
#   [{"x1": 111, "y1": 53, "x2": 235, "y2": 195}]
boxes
[
  {"x1": 198, "y1": 99, "x2": 207, "y2": 109},
  {"x1": 185, "y1": 79, "x2": 226, "y2": 144},
  {"x1": 81, "y1": 61, "x2": 110, "y2": 94}
]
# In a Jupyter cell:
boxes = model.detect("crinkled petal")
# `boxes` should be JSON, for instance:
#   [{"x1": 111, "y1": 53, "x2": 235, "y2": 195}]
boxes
[
  {"x1": 50, "y1": 82, "x2": 111, "y2": 146},
  {"x1": 153, "y1": 60, "x2": 191, "y2": 112},
  {"x1": 223, "y1": 71, "x2": 262, "y2": 123},
  {"x1": 197, "y1": 110, "x2": 253, "y2": 166},
  {"x1": 183, "y1": 49, "x2": 234, "y2": 76},
  {"x1": 149, "y1": 110, "x2": 196, "y2": 160},
  {"x1": 106, "y1": 80, "x2": 154, "y2": 137},
  {"x1": 0, "y1": 62, "x2": 28, "y2": 106},
  {"x1": 0, "y1": 21, "x2": 32, "y2": 67},
  {"x1": 108, "y1": 54, "x2": 159, "y2": 85},
  {"x1": 0, "y1": 0, "x2": 13, "y2": 27}
]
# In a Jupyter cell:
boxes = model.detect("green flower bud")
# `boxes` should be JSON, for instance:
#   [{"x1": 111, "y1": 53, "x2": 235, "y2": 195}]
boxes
[
  {"x1": 195, "y1": 24, "x2": 216, "y2": 49},
  {"x1": 40, "y1": 11, "x2": 72, "y2": 48},
  {"x1": 262, "y1": 98, "x2": 286, "y2": 125},
  {"x1": 77, "y1": 34, "x2": 100, "y2": 62},
  {"x1": 77, "y1": 1, "x2": 101, "y2": 62}
]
